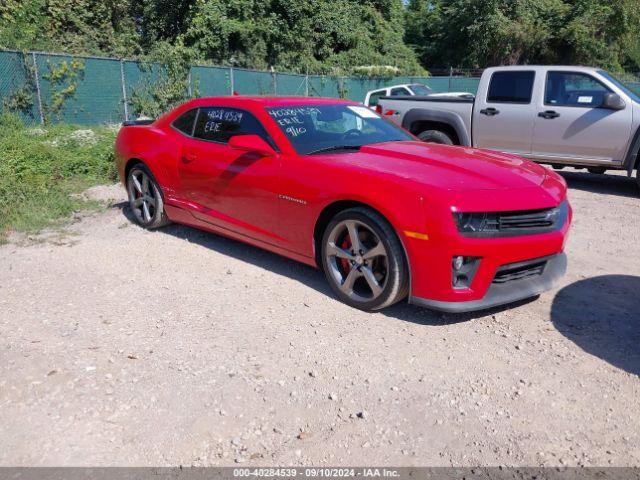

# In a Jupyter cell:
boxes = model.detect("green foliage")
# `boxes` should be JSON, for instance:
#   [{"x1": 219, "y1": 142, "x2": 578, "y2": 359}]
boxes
[
  {"x1": 2, "y1": 0, "x2": 640, "y2": 80},
  {"x1": 405, "y1": 0, "x2": 640, "y2": 72},
  {"x1": 130, "y1": 43, "x2": 199, "y2": 118},
  {"x1": 2, "y1": 53, "x2": 36, "y2": 118},
  {"x1": 0, "y1": 0, "x2": 140, "y2": 56},
  {"x1": 42, "y1": 58, "x2": 85, "y2": 123},
  {"x1": 171, "y1": 0, "x2": 424, "y2": 75},
  {"x1": 0, "y1": 0, "x2": 424, "y2": 75},
  {"x1": 0, "y1": 114, "x2": 117, "y2": 239}
]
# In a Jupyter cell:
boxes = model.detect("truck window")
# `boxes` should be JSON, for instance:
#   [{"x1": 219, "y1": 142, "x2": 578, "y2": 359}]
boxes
[
  {"x1": 390, "y1": 87, "x2": 411, "y2": 96},
  {"x1": 487, "y1": 71, "x2": 535, "y2": 104},
  {"x1": 367, "y1": 90, "x2": 386, "y2": 106},
  {"x1": 545, "y1": 72, "x2": 611, "y2": 108}
]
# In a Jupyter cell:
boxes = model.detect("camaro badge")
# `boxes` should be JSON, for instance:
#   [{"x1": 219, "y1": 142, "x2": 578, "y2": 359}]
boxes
[{"x1": 278, "y1": 194, "x2": 307, "y2": 205}]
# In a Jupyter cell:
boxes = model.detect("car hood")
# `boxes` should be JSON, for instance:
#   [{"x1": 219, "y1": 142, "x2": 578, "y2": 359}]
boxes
[{"x1": 343, "y1": 141, "x2": 550, "y2": 192}]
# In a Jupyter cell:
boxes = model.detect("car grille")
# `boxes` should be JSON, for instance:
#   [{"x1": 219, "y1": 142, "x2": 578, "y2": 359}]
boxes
[
  {"x1": 493, "y1": 258, "x2": 547, "y2": 284},
  {"x1": 498, "y1": 208, "x2": 557, "y2": 231},
  {"x1": 453, "y1": 200, "x2": 568, "y2": 238}
]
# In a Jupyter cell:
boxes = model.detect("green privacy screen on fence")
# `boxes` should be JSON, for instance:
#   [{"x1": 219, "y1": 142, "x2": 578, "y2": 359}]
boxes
[{"x1": 0, "y1": 50, "x2": 485, "y2": 125}]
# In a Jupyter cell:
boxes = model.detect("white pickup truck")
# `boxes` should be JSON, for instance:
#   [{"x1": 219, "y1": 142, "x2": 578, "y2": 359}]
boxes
[{"x1": 378, "y1": 65, "x2": 640, "y2": 186}]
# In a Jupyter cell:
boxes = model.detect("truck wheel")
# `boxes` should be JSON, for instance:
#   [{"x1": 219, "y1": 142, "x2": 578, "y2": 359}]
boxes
[
  {"x1": 418, "y1": 130, "x2": 454, "y2": 145},
  {"x1": 636, "y1": 169, "x2": 640, "y2": 189}
]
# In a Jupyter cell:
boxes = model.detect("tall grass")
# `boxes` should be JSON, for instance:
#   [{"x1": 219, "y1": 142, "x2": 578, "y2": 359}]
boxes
[{"x1": 0, "y1": 114, "x2": 118, "y2": 241}]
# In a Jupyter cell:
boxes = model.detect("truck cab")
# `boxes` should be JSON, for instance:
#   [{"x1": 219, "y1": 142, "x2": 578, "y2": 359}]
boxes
[{"x1": 378, "y1": 66, "x2": 640, "y2": 186}]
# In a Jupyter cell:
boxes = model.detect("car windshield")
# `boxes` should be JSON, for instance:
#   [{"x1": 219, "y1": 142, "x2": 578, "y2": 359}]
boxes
[
  {"x1": 409, "y1": 84, "x2": 433, "y2": 95},
  {"x1": 598, "y1": 70, "x2": 640, "y2": 103},
  {"x1": 266, "y1": 104, "x2": 413, "y2": 155}
]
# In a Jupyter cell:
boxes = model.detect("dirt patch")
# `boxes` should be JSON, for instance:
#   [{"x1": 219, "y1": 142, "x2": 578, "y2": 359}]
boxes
[{"x1": 0, "y1": 169, "x2": 638, "y2": 466}]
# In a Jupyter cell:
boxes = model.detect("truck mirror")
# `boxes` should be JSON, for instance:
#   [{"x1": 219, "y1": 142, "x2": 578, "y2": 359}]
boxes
[{"x1": 601, "y1": 93, "x2": 626, "y2": 111}]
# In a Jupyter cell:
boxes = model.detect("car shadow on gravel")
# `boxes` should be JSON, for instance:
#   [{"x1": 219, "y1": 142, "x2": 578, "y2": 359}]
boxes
[
  {"x1": 559, "y1": 170, "x2": 639, "y2": 198},
  {"x1": 119, "y1": 203, "x2": 539, "y2": 326},
  {"x1": 551, "y1": 275, "x2": 640, "y2": 376}
]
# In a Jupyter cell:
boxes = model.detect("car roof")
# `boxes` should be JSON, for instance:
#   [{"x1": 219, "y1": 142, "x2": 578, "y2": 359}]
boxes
[{"x1": 184, "y1": 96, "x2": 357, "y2": 108}]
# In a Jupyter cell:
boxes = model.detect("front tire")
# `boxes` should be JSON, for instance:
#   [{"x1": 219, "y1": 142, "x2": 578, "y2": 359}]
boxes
[
  {"x1": 418, "y1": 129, "x2": 454, "y2": 145},
  {"x1": 321, "y1": 207, "x2": 409, "y2": 311},
  {"x1": 126, "y1": 164, "x2": 170, "y2": 229}
]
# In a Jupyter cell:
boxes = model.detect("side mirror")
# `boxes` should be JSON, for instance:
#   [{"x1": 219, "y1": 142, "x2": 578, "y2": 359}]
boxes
[
  {"x1": 228, "y1": 134, "x2": 276, "y2": 156},
  {"x1": 601, "y1": 93, "x2": 626, "y2": 111}
]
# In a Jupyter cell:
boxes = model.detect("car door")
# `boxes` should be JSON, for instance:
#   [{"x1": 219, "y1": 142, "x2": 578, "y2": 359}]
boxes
[
  {"x1": 530, "y1": 71, "x2": 633, "y2": 165},
  {"x1": 472, "y1": 70, "x2": 537, "y2": 155},
  {"x1": 177, "y1": 106, "x2": 282, "y2": 244}
]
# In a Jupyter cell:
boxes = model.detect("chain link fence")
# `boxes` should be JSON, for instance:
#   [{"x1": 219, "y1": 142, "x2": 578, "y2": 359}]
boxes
[
  {"x1": 3, "y1": 49, "x2": 639, "y2": 126},
  {"x1": 0, "y1": 50, "x2": 484, "y2": 125}
]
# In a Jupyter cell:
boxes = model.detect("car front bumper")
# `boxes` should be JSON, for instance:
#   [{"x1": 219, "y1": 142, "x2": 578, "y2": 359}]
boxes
[{"x1": 409, "y1": 252, "x2": 567, "y2": 313}]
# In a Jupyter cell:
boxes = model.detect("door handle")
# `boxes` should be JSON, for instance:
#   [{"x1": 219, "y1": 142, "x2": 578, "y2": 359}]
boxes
[
  {"x1": 480, "y1": 107, "x2": 500, "y2": 116},
  {"x1": 538, "y1": 110, "x2": 560, "y2": 119},
  {"x1": 181, "y1": 152, "x2": 197, "y2": 163}
]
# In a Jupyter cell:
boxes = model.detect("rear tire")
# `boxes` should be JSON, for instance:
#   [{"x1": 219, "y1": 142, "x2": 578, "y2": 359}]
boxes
[
  {"x1": 321, "y1": 207, "x2": 409, "y2": 311},
  {"x1": 418, "y1": 129, "x2": 454, "y2": 145},
  {"x1": 636, "y1": 169, "x2": 640, "y2": 189},
  {"x1": 126, "y1": 164, "x2": 170, "y2": 229}
]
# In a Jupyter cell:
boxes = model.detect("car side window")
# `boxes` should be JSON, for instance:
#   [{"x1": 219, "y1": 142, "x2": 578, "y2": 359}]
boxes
[
  {"x1": 487, "y1": 71, "x2": 535, "y2": 104},
  {"x1": 193, "y1": 107, "x2": 270, "y2": 144},
  {"x1": 172, "y1": 108, "x2": 198, "y2": 135},
  {"x1": 367, "y1": 90, "x2": 385, "y2": 106},
  {"x1": 390, "y1": 87, "x2": 411, "y2": 96},
  {"x1": 545, "y1": 72, "x2": 611, "y2": 108}
]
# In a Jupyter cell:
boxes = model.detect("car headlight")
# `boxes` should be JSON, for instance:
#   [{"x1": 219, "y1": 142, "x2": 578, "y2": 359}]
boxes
[{"x1": 453, "y1": 211, "x2": 500, "y2": 234}]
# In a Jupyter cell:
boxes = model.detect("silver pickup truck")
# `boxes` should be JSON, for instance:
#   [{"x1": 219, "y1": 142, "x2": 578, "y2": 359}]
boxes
[{"x1": 378, "y1": 65, "x2": 640, "y2": 187}]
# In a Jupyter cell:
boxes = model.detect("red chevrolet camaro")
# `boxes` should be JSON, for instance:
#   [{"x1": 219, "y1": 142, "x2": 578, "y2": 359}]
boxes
[{"x1": 115, "y1": 96, "x2": 571, "y2": 313}]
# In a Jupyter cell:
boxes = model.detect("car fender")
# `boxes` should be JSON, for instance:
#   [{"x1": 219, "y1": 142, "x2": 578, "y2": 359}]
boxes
[
  {"x1": 401, "y1": 108, "x2": 471, "y2": 146},
  {"x1": 625, "y1": 125, "x2": 640, "y2": 176},
  {"x1": 117, "y1": 127, "x2": 176, "y2": 192}
]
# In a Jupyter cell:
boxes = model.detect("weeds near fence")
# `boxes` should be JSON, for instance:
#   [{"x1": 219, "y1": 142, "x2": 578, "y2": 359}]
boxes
[
  {"x1": 2, "y1": 53, "x2": 35, "y2": 117},
  {"x1": 0, "y1": 113, "x2": 117, "y2": 241},
  {"x1": 129, "y1": 44, "x2": 198, "y2": 118},
  {"x1": 42, "y1": 57, "x2": 85, "y2": 122}
]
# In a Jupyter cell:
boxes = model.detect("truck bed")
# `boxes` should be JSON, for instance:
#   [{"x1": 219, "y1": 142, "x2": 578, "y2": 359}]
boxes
[{"x1": 378, "y1": 95, "x2": 475, "y2": 146}]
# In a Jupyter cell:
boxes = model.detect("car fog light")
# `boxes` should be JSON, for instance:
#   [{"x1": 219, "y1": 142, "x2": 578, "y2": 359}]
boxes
[{"x1": 451, "y1": 256, "x2": 481, "y2": 289}]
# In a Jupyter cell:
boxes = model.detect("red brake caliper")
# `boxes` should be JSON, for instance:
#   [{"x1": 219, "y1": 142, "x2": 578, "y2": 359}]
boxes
[{"x1": 340, "y1": 236, "x2": 352, "y2": 273}]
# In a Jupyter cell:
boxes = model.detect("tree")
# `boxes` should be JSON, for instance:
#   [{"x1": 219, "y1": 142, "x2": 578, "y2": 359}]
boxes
[
  {"x1": 177, "y1": 0, "x2": 424, "y2": 74},
  {"x1": 405, "y1": 0, "x2": 640, "y2": 72},
  {"x1": 0, "y1": 0, "x2": 140, "y2": 56}
]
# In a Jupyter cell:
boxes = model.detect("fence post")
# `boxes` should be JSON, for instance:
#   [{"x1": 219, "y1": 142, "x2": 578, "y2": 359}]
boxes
[
  {"x1": 187, "y1": 68, "x2": 193, "y2": 97},
  {"x1": 31, "y1": 52, "x2": 45, "y2": 125},
  {"x1": 120, "y1": 59, "x2": 129, "y2": 122},
  {"x1": 305, "y1": 66, "x2": 309, "y2": 96},
  {"x1": 449, "y1": 66, "x2": 453, "y2": 92},
  {"x1": 229, "y1": 66, "x2": 234, "y2": 95},
  {"x1": 272, "y1": 68, "x2": 277, "y2": 95}
]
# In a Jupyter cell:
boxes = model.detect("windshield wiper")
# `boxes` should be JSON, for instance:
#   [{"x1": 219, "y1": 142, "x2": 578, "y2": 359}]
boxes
[{"x1": 307, "y1": 145, "x2": 363, "y2": 155}]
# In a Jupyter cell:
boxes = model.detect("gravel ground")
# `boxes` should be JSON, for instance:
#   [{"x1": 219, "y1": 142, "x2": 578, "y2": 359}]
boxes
[{"x1": 1, "y1": 169, "x2": 639, "y2": 467}]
